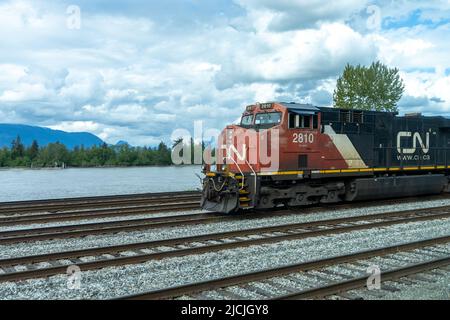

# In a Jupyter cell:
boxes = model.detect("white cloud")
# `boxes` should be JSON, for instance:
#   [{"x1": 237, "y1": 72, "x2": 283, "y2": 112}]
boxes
[
  {"x1": 0, "y1": 64, "x2": 27, "y2": 84},
  {"x1": 0, "y1": 83, "x2": 49, "y2": 102},
  {"x1": 48, "y1": 121, "x2": 100, "y2": 133},
  {"x1": 235, "y1": 0, "x2": 368, "y2": 31},
  {"x1": 58, "y1": 70, "x2": 105, "y2": 103},
  {"x1": 398, "y1": 71, "x2": 450, "y2": 113},
  {"x1": 215, "y1": 23, "x2": 377, "y2": 89},
  {"x1": 0, "y1": 64, "x2": 53, "y2": 102}
]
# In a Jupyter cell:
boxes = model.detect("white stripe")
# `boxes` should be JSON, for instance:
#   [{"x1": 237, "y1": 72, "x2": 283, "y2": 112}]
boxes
[{"x1": 324, "y1": 125, "x2": 368, "y2": 168}]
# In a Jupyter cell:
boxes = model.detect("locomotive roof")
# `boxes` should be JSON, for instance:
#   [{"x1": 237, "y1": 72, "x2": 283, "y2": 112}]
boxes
[
  {"x1": 279, "y1": 102, "x2": 320, "y2": 112},
  {"x1": 278, "y1": 102, "x2": 386, "y2": 115},
  {"x1": 272, "y1": 102, "x2": 449, "y2": 120}
]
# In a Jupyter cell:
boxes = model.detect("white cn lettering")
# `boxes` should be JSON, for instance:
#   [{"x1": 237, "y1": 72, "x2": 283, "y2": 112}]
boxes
[
  {"x1": 220, "y1": 144, "x2": 247, "y2": 162},
  {"x1": 397, "y1": 132, "x2": 430, "y2": 154}
]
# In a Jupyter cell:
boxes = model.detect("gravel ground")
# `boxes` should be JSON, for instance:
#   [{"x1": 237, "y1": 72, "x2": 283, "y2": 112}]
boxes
[
  {"x1": 1, "y1": 198, "x2": 450, "y2": 259},
  {"x1": 0, "y1": 216, "x2": 449, "y2": 300}
]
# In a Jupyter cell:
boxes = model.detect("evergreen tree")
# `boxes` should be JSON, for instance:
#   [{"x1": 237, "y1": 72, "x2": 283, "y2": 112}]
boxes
[
  {"x1": 156, "y1": 141, "x2": 172, "y2": 165},
  {"x1": 27, "y1": 140, "x2": 39, "y2": 160},
  {"x1": 11, "y1": 136, "x2": 25, "y2": 159},
  {"x1": 0, "y1": 147, "x2": 11, "y2": 167}
]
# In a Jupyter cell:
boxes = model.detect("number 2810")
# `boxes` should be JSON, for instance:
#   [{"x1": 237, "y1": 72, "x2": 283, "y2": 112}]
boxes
[{"x1": 293, "y1": 133, "x2": 314, "y2": 144}]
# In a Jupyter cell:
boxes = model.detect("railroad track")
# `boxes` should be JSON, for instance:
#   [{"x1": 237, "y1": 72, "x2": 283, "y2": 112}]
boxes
[
  {"x1": 0, "y1": 191, "x2": 201, "y2": 215},
  {"x1": 1, "y1": 193, "x2": 449, "y2": 227},
  {"x1": 2, "y1": 192, "x2": 450, "y2": 228},
  {"x1": 0, "y1": 212, "x2": 228, "y2": 245},
  {"x1": 0, "y1": 208, "x2": 322, "y2": 244},
  {"x1": 0, "y1": 201, "x2": 200, "y2": 226},
  {"x1": 1, "y1": 205, "x2": 449, "y2": 283},
  {"x1": 275, "y1": 257, "x2": 450, "y2": 300},
  {"x1": 118, "y1": 235, "x2": 450, "y2": 300}
]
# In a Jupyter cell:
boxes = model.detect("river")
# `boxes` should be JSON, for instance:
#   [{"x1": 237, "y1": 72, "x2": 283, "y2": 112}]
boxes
[{"x1": 0, "y1": 166, "x2": 203, "y2": 202}]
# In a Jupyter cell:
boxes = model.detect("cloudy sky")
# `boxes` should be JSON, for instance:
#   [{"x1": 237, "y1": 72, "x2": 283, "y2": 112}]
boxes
[{"x1": 0, "y1": 0, "x2": 449, "y2": 146}]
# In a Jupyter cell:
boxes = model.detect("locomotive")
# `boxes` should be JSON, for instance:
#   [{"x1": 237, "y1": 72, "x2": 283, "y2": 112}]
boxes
[{"x1": 201, "y1": 102, "x2": 450, "y2": 213}]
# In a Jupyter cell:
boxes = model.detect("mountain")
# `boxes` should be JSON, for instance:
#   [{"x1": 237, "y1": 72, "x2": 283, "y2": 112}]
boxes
[
  {"x1": 115, "y1": 140, "x2": 130, "y2": 146},
  {"x1": 0, "y1": 124, "x2": 104, "y2": 149}
]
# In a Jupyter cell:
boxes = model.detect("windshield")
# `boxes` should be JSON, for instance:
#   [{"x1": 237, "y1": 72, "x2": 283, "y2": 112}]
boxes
[
  {"x1": 255, "y1": 112, "x2": 282, "y2": 126},
  {"x1": 241, "y1": 114, "x2": 254, "y2": 126}
]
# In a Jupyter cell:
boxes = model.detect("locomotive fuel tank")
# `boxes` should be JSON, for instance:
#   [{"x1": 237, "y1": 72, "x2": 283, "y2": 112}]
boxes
[{"x1": 345, "y1": 174, "x2": 447, "y2": 201}]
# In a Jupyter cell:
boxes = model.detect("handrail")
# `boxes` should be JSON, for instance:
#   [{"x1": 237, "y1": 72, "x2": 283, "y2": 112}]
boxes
[
  {"x1": 227, "y1": 155, "x2": 245, "y2": 190},
  {"x1": 245, "y1": 158, "x2": 258, "y2": 205}
]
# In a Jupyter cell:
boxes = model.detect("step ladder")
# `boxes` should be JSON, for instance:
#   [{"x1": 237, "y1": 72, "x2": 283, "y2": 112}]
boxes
[{"x1": 235, "y1": 175, "x2": 252, "y2": 209}]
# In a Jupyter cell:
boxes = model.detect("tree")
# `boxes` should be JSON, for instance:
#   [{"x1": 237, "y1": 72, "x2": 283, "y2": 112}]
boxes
[
  {"x1": 0, "y1": 147, "x2": 11, "y2": 167},
  {"x1": 11, "y1": 136, "x2": 25, "y2": 159},
  {"x1": 333, "y1": 61, "x2": 405, "y2": 112},
  {"x1": 155, "y1": 142, "x2": 172, "y2": 165},
  {"x1": 38, "y1": 142, "x2": 69, "y2": 166},
  {"x1": 27, "y1": 140, "x2": 39, "y2": 160}
]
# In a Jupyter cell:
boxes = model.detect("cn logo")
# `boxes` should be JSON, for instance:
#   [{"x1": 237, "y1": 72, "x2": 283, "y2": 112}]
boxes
[
  {"x1": 221, "y1": 144, "x2": 247, "y2": 161},
  {"x1": 397, "y1": 132, "x2": 430, "y2": 154}
]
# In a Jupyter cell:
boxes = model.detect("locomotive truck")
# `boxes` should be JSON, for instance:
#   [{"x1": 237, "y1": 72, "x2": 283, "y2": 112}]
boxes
[{"x1": 201, "y1": 102, "x2": 450, "y2": 213}]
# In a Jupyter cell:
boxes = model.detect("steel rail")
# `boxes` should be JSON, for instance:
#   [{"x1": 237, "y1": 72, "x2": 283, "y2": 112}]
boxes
[
  {"x1": 0, "y1": 212, "x2": 231, "y2": 244},
  {"x1": 0, "y1": 191, "x2": 200, "y2": 215},
  {"x1": 0, "y1": 208, "x2": 311, "y2": 244},
  {"x1": 275, "y1": 257, "x2": 450, "y2": 300},
  {"x1": 0, "y1": 200, "x2": 200, "y2": 226},
  {"x1": 118, "y1": 235, "x2": 450, "y2": 300}
]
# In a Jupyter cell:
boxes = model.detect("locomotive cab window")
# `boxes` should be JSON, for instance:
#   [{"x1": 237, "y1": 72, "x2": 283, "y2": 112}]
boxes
[
  {"x1": 312, "y1": 114, "x2": 319, "y2": 129},
  {"x1": 240, "y1": 114, "x2": 254, "y2": 127},
  {"x1": 254, "y1": 112, "x2": 282, "y2": 128},
  {"x1": 289, "y1": 112, "x2": 319, "y2": 129}
]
